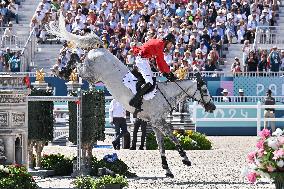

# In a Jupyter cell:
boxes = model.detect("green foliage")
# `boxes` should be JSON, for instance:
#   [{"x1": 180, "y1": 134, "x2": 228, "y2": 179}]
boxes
[
  {"x1": 90, "y1": 157, "x2": 136, "y2": 178},
  {"x1": 190, "y1": 132, "x2": 212, "y2": 150},
  {"x1": 145, "y1": 131, "x2": 158, "y2": 150},
  {"x1": 270, "y1": 172, "x2": 284, "y2": 182},
  {"x1": 93, "y1": 175, "x2": 128, "y2": 189},
  {"x1": 41, "y1": 154, "x2": 73, "y2": 176},
  {"x1": 73, "y1": 176, "x2": 95, "y2": 189},
  {"x1": 0, "y1": 165, "x2": 38, "y2": 189},
  {"x1": 28, "y1": 88, "x2": 54, "y2": 140},
  {"x1": 73, "y1": 175, "x2": 128, "y2": 189},
  {"x1": 69, "y1": 90, "x2": 105, "y2": 144},
  {"x1": 146, "y1": 130, "x2": 212, "y2": 150}
]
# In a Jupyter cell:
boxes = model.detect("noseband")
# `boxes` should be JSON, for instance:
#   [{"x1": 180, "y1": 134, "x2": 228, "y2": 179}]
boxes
[{"x1": 174, "y1": 72, "x2": 212, "y2": 107}]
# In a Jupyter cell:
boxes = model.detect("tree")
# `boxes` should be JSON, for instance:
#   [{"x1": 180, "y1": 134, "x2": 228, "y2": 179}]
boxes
[{"x1": 28, "y1": 88, "x2": 54, "y2": 168}]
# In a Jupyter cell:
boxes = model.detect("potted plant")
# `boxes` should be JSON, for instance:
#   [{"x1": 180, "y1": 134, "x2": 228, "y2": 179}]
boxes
[
  {"x1": 243, "y1": 128, "x2": 284, "y2": 188},
  {"x1": 94, "y1": 175, "x2": 128, "y2": 189}
]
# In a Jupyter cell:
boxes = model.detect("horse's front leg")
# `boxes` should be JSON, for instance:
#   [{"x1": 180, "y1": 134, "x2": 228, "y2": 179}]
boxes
[
  {"x1": 152, "y1": 127, "x2": 174, "y2": 178},
  {"x1": 158, "y1": 119, "x2": 191, "y2": 167}
]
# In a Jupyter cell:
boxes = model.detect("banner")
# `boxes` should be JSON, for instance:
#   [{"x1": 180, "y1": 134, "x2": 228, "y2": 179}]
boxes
[{"x1": 234, "y1": 77, "x2": 284, "y2": 96}]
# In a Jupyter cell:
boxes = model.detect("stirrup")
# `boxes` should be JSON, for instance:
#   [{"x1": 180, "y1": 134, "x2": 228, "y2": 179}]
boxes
[{"x1": 133, "y1": 108, "x2": 143, "y2": 118}]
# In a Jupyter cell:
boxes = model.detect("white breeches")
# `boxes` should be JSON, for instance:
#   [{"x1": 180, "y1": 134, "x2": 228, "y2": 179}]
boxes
[{"x1": 136, "y1": 56, "x2": 154, "y2": 85}]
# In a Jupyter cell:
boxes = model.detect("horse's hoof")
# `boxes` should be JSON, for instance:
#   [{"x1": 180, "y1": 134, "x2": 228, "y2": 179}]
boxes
[
  {"x1": 182, "y1": 159, "x2": 191, "y2": 166},
  {"x1": 165, "y1": 173, "x2": 174, "y2": 178}
]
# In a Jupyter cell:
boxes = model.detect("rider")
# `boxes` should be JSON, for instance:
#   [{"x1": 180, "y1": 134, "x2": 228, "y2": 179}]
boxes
[{"x1": 129, "y1": 33, "x2": 177, "y2": 113}]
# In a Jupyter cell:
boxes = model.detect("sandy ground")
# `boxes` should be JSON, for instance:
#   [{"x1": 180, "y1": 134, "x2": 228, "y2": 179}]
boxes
[{"x1": 36, "y1": 137, "x2": 275, "y2": 189}]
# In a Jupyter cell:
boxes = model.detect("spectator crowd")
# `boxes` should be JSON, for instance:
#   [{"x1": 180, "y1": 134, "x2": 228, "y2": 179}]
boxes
[
  {"x1": 231, "y1": 42, "x2": 284, "y2": 75},
  {"x1": 0, "y1": 47, "x2": 21, "y2": 72},
  {"x1": 0, "y1": 0, "x2": 21, "y2": 72},
  {"x1": 29, "y1": 0, "x2": 280, "y2": 78}
]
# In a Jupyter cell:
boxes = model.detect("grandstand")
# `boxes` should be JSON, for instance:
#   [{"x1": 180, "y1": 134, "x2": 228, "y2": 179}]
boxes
[
  {"x1": 1, "y1": 0, "x2": 282, "y2": 74},
  {"x1": 1, "y1": 0, "x2": 284, "y2": 136}
]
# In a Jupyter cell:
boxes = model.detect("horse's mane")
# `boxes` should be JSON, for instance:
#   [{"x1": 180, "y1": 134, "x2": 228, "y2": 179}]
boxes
[{"x1": 46, "y1": 12, "x2": 103, "y2": 49}]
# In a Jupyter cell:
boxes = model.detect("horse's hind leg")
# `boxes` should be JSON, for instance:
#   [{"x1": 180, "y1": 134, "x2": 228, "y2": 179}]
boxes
[
  {"x1": 158, "y1": 119, "x2": 191, "y2": 167},
  {"x1": 152, "y1": 127, "x2": 174, "y2": 178}
]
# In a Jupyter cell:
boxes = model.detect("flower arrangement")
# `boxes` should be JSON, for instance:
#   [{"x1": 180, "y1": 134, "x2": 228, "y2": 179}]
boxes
[
  {"x1": 0, "y1": 164, "x2": 38, "y2": 189},
  {"x1": 243, "y1": 128, "x2": 284, "y2": 188}
]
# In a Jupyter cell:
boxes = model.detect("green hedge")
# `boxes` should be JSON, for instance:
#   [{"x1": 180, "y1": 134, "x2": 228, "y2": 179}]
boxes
[
  {"x1": 39, "y1": 154, "x2": 136, "y2": 177},
  {"x1": 0, "y1": 165, "x2": 38, "y2": 189},
  {"x1": 69, "y1": 90, "x2": 105, "y2": 144},
  {"x1": 73, "y1": 175, "x2": 128, "y2": 189},
  {"x1": 28, "y1": 88, "x2": 54, "y2": 140},
  {"x1": 146, "y1": 130, "x2": 212, "y2": 150},
  {"x1": 90, "y1": 157, "x2": 136, "y2": 178},
  {"x1": 41, "y1": 154, "x2": 73, "y2": 176}
]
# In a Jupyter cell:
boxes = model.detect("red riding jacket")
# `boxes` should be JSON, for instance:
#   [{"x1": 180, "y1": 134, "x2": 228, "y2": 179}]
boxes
[{"x1": 132, "y1": 39, "x2": 170, "y2": 73}]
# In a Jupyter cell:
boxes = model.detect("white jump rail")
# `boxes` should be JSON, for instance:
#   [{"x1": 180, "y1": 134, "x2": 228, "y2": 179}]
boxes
[{"x1": 190, "y1": 101, "x2": 284, "y2": 136}]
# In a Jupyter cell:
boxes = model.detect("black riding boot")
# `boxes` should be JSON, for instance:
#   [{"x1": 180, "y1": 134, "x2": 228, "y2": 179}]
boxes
[{"x1": 129, "y1": 82, "x2": 152, "y2": 115}]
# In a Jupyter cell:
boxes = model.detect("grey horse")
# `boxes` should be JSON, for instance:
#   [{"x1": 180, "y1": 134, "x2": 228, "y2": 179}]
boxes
[{"x1": 48, "y1": 13, "x2": 216, "y2": 177}]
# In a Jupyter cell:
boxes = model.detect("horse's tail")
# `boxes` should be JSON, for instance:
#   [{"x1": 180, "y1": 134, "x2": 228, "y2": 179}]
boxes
[{"x1": 46, "y1": 11, "x2": 103, "y2": 49}]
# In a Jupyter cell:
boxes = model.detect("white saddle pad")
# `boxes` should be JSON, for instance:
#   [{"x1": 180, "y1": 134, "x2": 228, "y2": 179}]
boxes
[{"x1": 122, "y1": 71, "x2": 157, "y2": 100}]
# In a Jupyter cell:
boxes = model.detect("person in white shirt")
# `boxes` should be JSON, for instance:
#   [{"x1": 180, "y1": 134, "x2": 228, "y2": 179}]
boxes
[
  {"x1": 7, "y1": 0, "x2": 18, "y2": 24},
  {"x1": 109, "y1": 99, "x2": 129, "y2": 150},
  {"x1": 72, "y1": 17, "x2": 84, "y2": 32},
  {"x1": 40, "y1": 0, "x2": 51, "y2": 13},
  {"x1": 221, "y1": 89, "x2": 231, "y2": 102},
  {"x1": 1, "y1": 22, "x2": 15, "y2": 47},
  {"x1": 34, "y1": 9, "x2": 45, "y2": 24},
  {"x1": 242, "y1": 40, "x2": 251, "y2": 71},
  {"x1": 216, "y1": 11, "x2": 226, "y2": 25},
  {"x1": 155, "y1": 0, "x2": 165, "y2": 10},
  {"x1": 261, "y1": 9, "x2": 271, "y2": 22},
  {"x1": 77, "y1": 9, "x2": 86, "y2": 24}
]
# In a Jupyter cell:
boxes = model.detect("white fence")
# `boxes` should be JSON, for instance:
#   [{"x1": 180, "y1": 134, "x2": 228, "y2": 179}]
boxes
[
  {"x1": 190, "y1": 101, "x2": 284, "y2": 136},
  {"x1": 254, "y1": 26, "x2": 284, "y2": 50},
  {"x1": 211, "y1": 96, "x2": 284, "y2": 103},
  {"x1": 53, "y1": 126, "x2": 69, "y2": 141},
  {"x1": 0, "y1": 27, "x2": 36, "y2": 72},
  {"x1": 1, "y1": 35, "x2": 23, "y2": 49}
]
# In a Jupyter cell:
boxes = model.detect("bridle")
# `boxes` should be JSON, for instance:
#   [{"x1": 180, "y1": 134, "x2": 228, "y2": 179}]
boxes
[
  {"x1": 157, "y1": 72, "x2": 213, "y2": 113},
  {"x1": 174, "y1": 72, "x2": 213, "y2": 107}
]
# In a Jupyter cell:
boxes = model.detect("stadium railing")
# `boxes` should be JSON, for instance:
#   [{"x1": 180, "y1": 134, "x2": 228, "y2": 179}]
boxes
[
  {"x1": 254, "y1": 26, "x2": 284, "y2": 50},
  {"x1": 20, "y1": 27, "x2": 36, "y2": 72}
]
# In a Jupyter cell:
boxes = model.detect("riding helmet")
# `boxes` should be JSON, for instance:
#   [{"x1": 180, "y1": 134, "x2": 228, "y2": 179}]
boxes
[{"x1": 163, "y1": 33, "x2": 176, "y2": 45}]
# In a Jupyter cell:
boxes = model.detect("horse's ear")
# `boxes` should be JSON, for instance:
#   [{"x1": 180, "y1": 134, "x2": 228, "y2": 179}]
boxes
[
  {"x1": 194, "y1": 72, "x2": 202, "y2": 81},
  {"x1": 194, "y1": 72, "x2": 205, "y2": 87}
]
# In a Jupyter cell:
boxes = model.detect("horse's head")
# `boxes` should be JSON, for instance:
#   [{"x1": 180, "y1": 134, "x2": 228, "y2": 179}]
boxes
[{"x1": 194, "y1": 72, "x2": 216, "y2": 113}]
